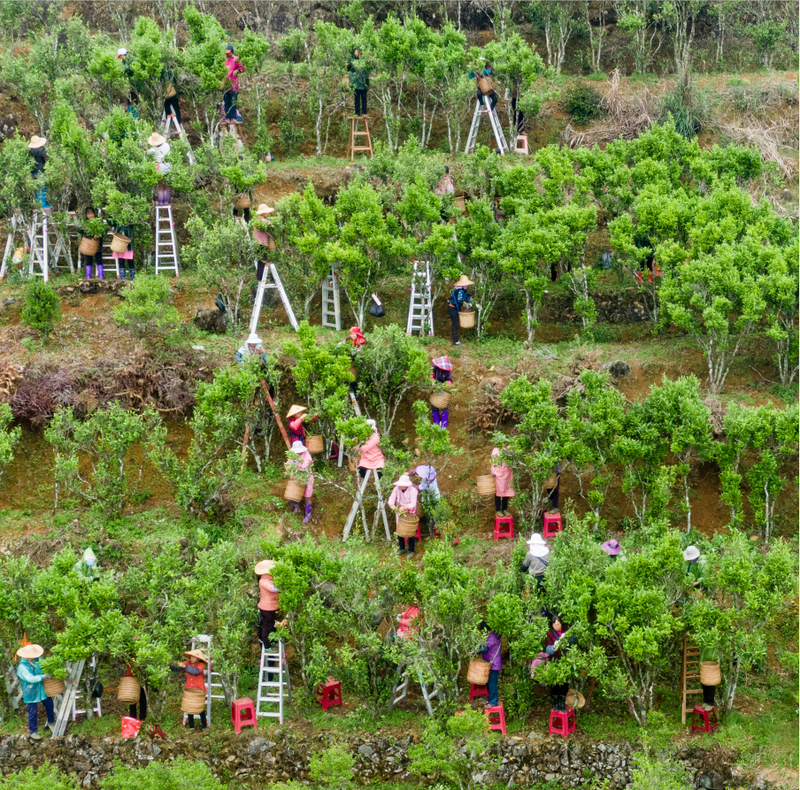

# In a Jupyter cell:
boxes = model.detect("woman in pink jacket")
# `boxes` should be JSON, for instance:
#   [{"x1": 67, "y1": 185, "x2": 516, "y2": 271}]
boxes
[
  {"x1": 356, "y1": 419, "x2": 385, "y2": 479},
  {"x1": 388, "y1": 474, "x2": 419, "y2": 557},
  {"x1": 286, "y1": 440, "x2": 314, "y2": 523},
  {"x1": 491, "y1": 447, "x2": 515, "y2": 516},
  {"x1": 222, "y1": 44, "x2": 245, "y2": 121}
]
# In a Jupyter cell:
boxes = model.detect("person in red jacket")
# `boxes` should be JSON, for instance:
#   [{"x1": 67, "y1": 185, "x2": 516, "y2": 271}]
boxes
[
  {"x1": 170, "y1": 649, "x2": 208, "y2": 730},
  {"x1": 544, "y1": 616, "x2": 572, "y2": 712},
  {"x1": 286, "y1": 404, "x2": 319, "y2": 444}
]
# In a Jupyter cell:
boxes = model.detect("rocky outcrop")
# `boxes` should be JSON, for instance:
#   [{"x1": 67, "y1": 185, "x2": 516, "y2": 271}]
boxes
[
  {"x1": 539, "y1": 289, "x2": 655, "y2": 324},
  {"x1": 0, "y1": 731, "x2": 747, "y2": 789}
]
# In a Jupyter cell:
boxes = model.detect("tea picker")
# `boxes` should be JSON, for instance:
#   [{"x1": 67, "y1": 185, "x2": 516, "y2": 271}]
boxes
[
  {"x1": 170, "y1": 649, "x2": 208, "y2": 731},
  {"x1": 16, "y1": 644, "x2": 55, "y2": 740},
  {"x1": 255, "y1": 560, "x2": 280, "y2": 648},
  {"x1": 430, "y1": 356, "x2": 453, "y2": 428},
  {"x1": 236, "y1": 332, "x2": 268, "y2": 364},
  {"x1": 521, "y1": 532, "x2": 550, "y2": 589},
  {"x1": 478, "y1": 623, "x2": 502, "y2": 707},
  {"x1": 80, "y1": 208, "x2": 104, "y2": 281},
  {"x1": 491, "y1": 447, "x2": 514, "y2": 517},
  {"x1": 447, "y1": 275, "x2": 474, "y2": 346},
  {"x1": 73, "y1": 547, "x2": 100, "y2": 582},
  {"x1": 388, "y1": 474, "x2": 419, "y2": 557},
  {"x1": 285, "y1": 439, "x2": 314, "y2": 523}
]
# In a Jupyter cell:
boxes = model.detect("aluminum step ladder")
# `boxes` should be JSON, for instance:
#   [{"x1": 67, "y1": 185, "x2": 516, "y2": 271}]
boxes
[
  {"x1": 45, "y1": 215, "x2": 74, "y2": 275},
  {"x1": 0, "y1": 209, "x2": 29, "y2": 279},
  {"x1": 3, "y1": 662, "x2": 22, "y2": 710},
  {"x1": 680, "y1": 634, "x2": 704, "y2": 724},
  {"x1": 388, "y1": 664, "x2": 441, "y2": 716},
  {"x1": 406, "y1": 260, "x2": 434, "y2": 336},
  {"x1": 163, "y1": 112, "x2": 196, "y2": 165},
  {"x1": 249, "y1": 261, "x2": 298, "y2": 334},
  {"x1": 72, "y1": 655, "x2": 101, "y2": 721},
  {"x1": 256, "y1": 640, "x2": 291, "y2": 725},
  {"x1": 181, "y1": 635, "x2": 224, "y2": 726},
  {"x1": 342, "y1": 467, "x2": 391, "y2": 543},
  {"x1": 26, "y1": 211, "x2": 50, "y2": 281},
  {"x1": 220, "y1": 120, "x2": 245, "y2": 153},
  {"x1": 348, "y1": 116, "x2": 373, "y2": 160},
  {"x1": 464, "y1": 94, "x2": 509, "y2": 155},
  {"x1": 321, "y1": 266, "x2": 342, "y2": 331},
  {"x1": 154, "y1": 204, "x2": 180, "y2": 277},
  {"x1": 51, "y1": 658, "x2": 86, "y2": 737}
]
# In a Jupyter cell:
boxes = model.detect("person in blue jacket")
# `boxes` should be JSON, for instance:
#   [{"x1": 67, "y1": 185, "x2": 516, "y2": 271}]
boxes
[
  {"x1": 468, "y1": 63, "x2": 498, "y2": 113},
  {"x1": 16, "y1": 644, "x2": 55, "y2": 740},
  {"x1": 447, "y1": 274, "x2": 473, "y2": 346}
]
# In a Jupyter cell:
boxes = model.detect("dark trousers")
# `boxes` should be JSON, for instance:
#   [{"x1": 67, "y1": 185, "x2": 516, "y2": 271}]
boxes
[
  {"x1": 129, "y1": 686, "x2": 147, "y2": 721},
  {"x1": 702, "y1": 684, "x2": 716, "y2": 706},
  {"x1": 256, "y1": 258, "x2": 266, "y2": 281},
  {"x1": 358, "y1": 467, "x2": 382, "y2": 479},
  {"x1": 547, "y1": 484, "x2": 559, "y2": 511},
  {"x1": 27, "y1": 697, "x2": 54, "y2": 733},
  {"x1": 259, "y1": 608, "x2": 277, "y2": 647},
  {"x1": 487, "y1": 669, "x2": 500, "y2": 706},
  {"x1": 82, "y1": 250, "x2": 102, "y2": 274},
  {"x1": 398, "y1": 536, "x2": 416, "y2": 554},
  {"x1": 447, "y1": 304, "x2": 460, "y2": 343},
  {"x1": 354, "y1": 89, "x2": 367, "y2": 116},
  {"x1": 234, "y1": 206, "x2": 251, "y2": 223},
  {"x1": 495, "y1": 495, "x2": 509, "y2": 512},
  {"x1": 187, "y1": 711, "x2": 207, "y2": 729},
  {"x1": 223, "y1": 90, "x2": 238, "y2": 121},
  {"x1": 476, "y1": 90, "x2": 498, "y2": 112},
  {"x1": 164, "y1": 95, "x2": 182, "y2": 126},
  {"x1": 551, "y1": 681, "x2": 568, "y2": 707}
]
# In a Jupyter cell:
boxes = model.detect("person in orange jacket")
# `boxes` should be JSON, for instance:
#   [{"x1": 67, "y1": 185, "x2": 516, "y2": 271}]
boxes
[{"x1": 170, "y1": 649, "x2": 208, "y2": 730}]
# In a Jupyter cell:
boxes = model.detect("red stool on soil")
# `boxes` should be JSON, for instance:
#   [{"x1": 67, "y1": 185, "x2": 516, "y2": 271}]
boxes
[
  {"x1": 493, "y1": 515, "x2": 514, "y2": 541},
  {"x1": 231, "y1": 697, "x2": 257, "y2": 734},
  {"x1": 548, "y1": 707, "x2": 576, "y2": 738},
  {"x1": 316, "y1": 677, "x2": 343, "y2": 712},
  {"x1": 542, "y1": 511, "x2": 563, "y2": 539},
  {"x1": 691, "y1": 705, "x2": 718, "y2": 733},
  {"x1": 470, "y1": 683, "x2": 488, "y2": 701},
  {"x1": 484, "y1": 704, "x2": 507, "y2": 735}
]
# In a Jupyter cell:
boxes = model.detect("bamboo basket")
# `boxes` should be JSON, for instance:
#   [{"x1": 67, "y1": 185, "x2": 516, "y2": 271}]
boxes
[
  {"x1": 396, "y1": 513, "x2": 419, "y2": 537},
  {"x1": 117, "y1": 676, "x2": 141, "y2": 704},
  {"x1": 306, "y1": 434, "x2": 324, "y2": 455},
  {"x1": 43, "y1": 677, "x2": 66, "y2": 697},
  {"x1": 234, "y1": 193, "x2": 251, "y2": 209},
  {"x1": 79, "y1": 237, "x2": 99, "y2": 256},
  {"x1": 181, "y1": 688, "x2": 206, "y2": 714},
  {"x1": 265, "y1": 233, "x2": 277, "y2": 251},
  {"x1": 466, "y1": 658, "x2": 491, "y2": 685},
  {"x1": 700, "y1": 661, "x2": 721, "y2": 686},
  {"x1": 476, "y1": 474, "x2": 496, "y2": 497},
  {"x1": 454, "y1": 196, "x2": 466, "y2": 213},
  {"x1": 348, "y1": 456, "x2": 357, "y2": 472},
  {"x1": 284, "y1": 644, "x2": 296, "y2": 661},
  {"x1": 110, "y1": 233, "x2": 131, "y2": 254},
  {"x1": 429, "y1": 391, "x2": 451, "y2": 410},
  {"x1": 376, "y1": 617, "x2": 391, "y2": 639},
  {"x1": 458, "y1": 310, "x2": 475, "y2": 328},
  {"x1": 284, "y1": 479, "x2": 305, "y2": 502},
  {"x1": 544, "y1": 472, "x2": 558, "y2": 490}
]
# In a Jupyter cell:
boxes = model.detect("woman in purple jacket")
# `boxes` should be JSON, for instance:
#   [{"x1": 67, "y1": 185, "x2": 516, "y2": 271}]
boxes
[{"x1": 479, "y1": 623, "x2": 502, "y2": 707}]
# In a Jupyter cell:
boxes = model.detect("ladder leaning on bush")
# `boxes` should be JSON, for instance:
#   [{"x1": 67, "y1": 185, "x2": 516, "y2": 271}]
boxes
[
  {"x1": 680, "y1": 634, "x2": 703, "y2": 724},
  {"x1": 256, "y1": 640, "x2": 291, "y2": 725},
  {"x1": 406, "y1": 259, "x2": 434, "y2": 336}
]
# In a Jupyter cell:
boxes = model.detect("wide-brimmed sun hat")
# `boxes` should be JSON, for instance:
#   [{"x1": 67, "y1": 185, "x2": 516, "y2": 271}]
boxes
[
  {"x1": 28, "y1": 135, "x2": 47, "y2": 148},
  {"x1": 116, "y1": 47, "x2": 128, "y2": 57},
  {"x1": 254, "y1": 559, "x2": 276, "y2": 575},
  {"x1": 432, "y1": 356, "x2": 453, "y2": 371},
  {"x1": 16, "y1": 644, "x2": 44, "y2": 660},
  {"x1": 147, "y1": 132, "x2": 166, "y2": 147},
  {"x1": 256, "y1": 203, "x2": 275, "y2": 216},
  {"x1": 286, "y1": 404, "x2": 307, "y2": 418},
  {"x1": 454, "y1": 274, "x2": 474, "y2": 287},
  {"x1": 566, "y1": 689, "x2": 586, "y2": 709},
  {"x1": 601, "y1": 539, "x2": 621, "y2": 556},
  {"x1": 184, "y1": 649, "x2": 208, "y2": 663},
  {"x1": 289, "y1": 440, "x2": 307, "y2": 454},
  {"x1": 393, "y1": 474, "x2": 413, "y2": 488},
  {"x1": 527, "y1": 533, "x2": 549, "y2": 557},
  {"x1": 683, "y1": 545, "x2": 700, "y2": 561},
  {"x1": 365, "y1": 419, "x2": 377, "y2": 430},
  {"x1": 246, "y1": 332, "x2": 262, "y2": 345}
]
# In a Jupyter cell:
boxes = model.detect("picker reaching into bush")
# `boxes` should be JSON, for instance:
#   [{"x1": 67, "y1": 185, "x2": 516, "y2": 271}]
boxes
[
  {"x1": 347, "y1": 48, "x2": 369, "y2": 117},
  {"x1": 80, "y1": 207, "x2": 105, "y2": 281},
  {"x1": 469, "y1": 62, "x2": 498, "y2": 114},
  {"x1": 491, "y1": 447, "x2": 514, "y2": 517},
  {"x1": 388, "y1": 474, "x2": 418, "y2": 558},
  {"x1": 28, "y1": 134, "x2": 49, "y2": 209},
  {"x1": 447, "y1": 275, "x2": 473, "y2": 346},
  {"x1": 222, "y1": 44, "x2": 244, "y2": 122},
  {"x1": 170, "y1": 649, "x2": 208, "y2": 731},
  {"x1": 286, "y1": 439, "x2": 314, "y2": 523},
  {"x1": 16, "y1": 644, "x2": 55, "y2": 740},
  {"x1": 255, "y1": 559, "x2": 279, "y2": 647},
  {"x1": 356, "y1": 419, "x2": 384, "y2": 479},
  {"x1": 431, "y1": 356, "x2": 453, "y2": 428},
  {"x1": 286, "y1": 403, "x2": 318, "y2": 444},
  {"x1": 544, "y1": 615, "x2": 573, "y2": 712}
]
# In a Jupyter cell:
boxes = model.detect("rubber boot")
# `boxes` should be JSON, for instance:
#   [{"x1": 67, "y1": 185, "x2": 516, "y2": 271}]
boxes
[
  {"x1": 128, "y1": 266, "x2": 135, "y2": 281},
  {"x1": 292, "y1": 501, "x2": 300, "y2": 513},
  {"x1": 97, "y1": 264, "x2": 104, "y2": 281},
  {"x1": 440, "y1": 409, "x2": 449, "y2": 429},
  {"x1": 303, "y1": 504, "x2": 312, "y2": 524},
  {"x1": 431, "y1": 408, "x2": 439, "y2": 426},
  {"x1": 85, "y1": 264, "x2": 92, "y2": 280},
  {"x1": 120, "y1": 268, "x2": 126, "y2": 280}
]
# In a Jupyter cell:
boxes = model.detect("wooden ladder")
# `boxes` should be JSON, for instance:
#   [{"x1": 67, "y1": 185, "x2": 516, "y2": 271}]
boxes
[
  {"x1": 680, "y1": 634, "x2": 703, "y2": 724},
  {"x1": 349, "y1": 116, "x2": 373, "y2": 160}
]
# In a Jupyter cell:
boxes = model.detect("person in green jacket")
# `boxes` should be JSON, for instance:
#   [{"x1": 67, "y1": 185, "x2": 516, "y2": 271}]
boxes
[
  {"x1": 73, "y1": 547, "x2": 100, "y2": 582},
  {"x1": 16, "y1": 644, "x2": 55, "y2": 740},
  {"x1": 684, "y1": 545, "x2": 703, "y2": 588},
  {"x1": 347, "y1": 49, "x2": 369, "y2": 117}
]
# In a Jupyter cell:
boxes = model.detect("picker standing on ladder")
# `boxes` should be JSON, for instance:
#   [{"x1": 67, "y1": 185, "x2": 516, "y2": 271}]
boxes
[
  {"x1": 170, "y1": 649, "x2": 208, "y2": 731},
  {"x1": 431, "y1": 356, "x2": 453, "y2": 428},
  {"x1": 253, "y1": 203, "x2": 276, "y2": 281},
  {"x1": 255, "y1": 560, "x2": 280, "y2": 647},
  {"x1": 339, "y1": 326, "x2": 366, "y2": 396},
  {"x1": 347, "y1": 48, "x2": 369, "y2": 117},
  {"x1": 388, "y1": 474, "x2": 419, "y2": 558},
  {"x1": 16, "y1": 644, "x2": 55, "y2": 740},
  {"x1": 147, "y1": 132, "x2": 172, "y2": 206},
  {"x1": 221, "y1": 44, "x2": 245, "y2": 122},
  {"x1": 356, "y1": 419, "x2": 384, "y2": 481},
  {"x1": 469, "y1": 62, "x2": 499, "y2": 114},
  {"x1": 28, "y1": 135, "x2": 49, "y2": 209},
  {"x1": 447, "y1": 275, "x2": 473, "y2": 346},
  {"x1": 163, "y1": 67, "x2": 182, "y2": 128},
  {"x1": 286, "y1": 439, "x2": 314, "y2": 523},
  {"x1": 117, "y1": 47, "x2": 138, "y2": 117}
]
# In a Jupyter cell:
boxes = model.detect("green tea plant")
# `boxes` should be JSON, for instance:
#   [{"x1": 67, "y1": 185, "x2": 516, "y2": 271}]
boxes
[{"x1": 21, "y1": 280, "x2": 61, "y2": 343}]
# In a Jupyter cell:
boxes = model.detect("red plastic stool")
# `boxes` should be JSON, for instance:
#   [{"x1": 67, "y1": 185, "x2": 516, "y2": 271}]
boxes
[
  {"x1": 484, "y1": 704, "x2": 507, "y2": 735},
  {"x1": 542, "y1": 511, "x2": 563, "y2": 539},
  {"x1": 548, "y1": 707, "x2": 576, "y2": 738},
  {"x1": 316, "y1": 677, "x2": 343, "y2": 712},
  {"x1": 231, "y1": 697, "x2": 257, "y2": 734},
  {"x1": 470, "y1": 683, "x2": 488, "y2": 701},
  {"x1": 691, "y1": 705, "x2": 718, "y2": 733},
  {"x1": 493, "y1": 515, "x2": 514, "y2": 541},
  {"x1": 415, "y1": 523, "x2": 422, "y2": 540}
]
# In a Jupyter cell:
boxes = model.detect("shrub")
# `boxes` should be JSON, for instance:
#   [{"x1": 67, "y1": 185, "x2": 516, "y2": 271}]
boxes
[
  {"x1": 562, "y1": 82, "x2": 603, "y2": 125},
  {"x1": 112, "y1": 274, "x2": 180, "y2": 341},
  {"x1": 101, "y1": 757, "x2": 226, "y2": 790},
  {"x1": 21, "y1": 279, "x2": 60, "y2": 342},
  {"x1": 309, "y1": 743, "x2": 355, "y2": 789},
  {"x1": 0, "y1": 764, "x2": 80, "y2": 789}
]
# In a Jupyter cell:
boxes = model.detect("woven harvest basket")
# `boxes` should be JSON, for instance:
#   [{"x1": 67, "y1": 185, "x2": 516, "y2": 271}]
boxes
[
  {"x1": 396, "y1": 513, "x2": 419, "y2": 538},
  {"x1": 284, "y1": 479, "x2": 305, "y2": 502},
  {"x1": 376, "y1": 617, "x2": 391, "y2": 639},
  {"x1": 476, "y1": 475, "x2": 495, "y2": 497},
  {"x1": 454, "y1": 196, "x2": 466, "y2": 212},
  {"x1": 700, "y1": 661, "x2": 721, "y2": 686},
  {"x1": 430, "y1": 391, "x2": 451, "y2": 410},
  {"x1": 43, "y1": 677, "x2": 66, "y2": 697},
  {"x1": 234, "y1": 193, "x2": 251, "y2": 209},
  {"x1": 306, "y1": 434, "x2": 324, "y2": 455},
  {"x1": 110, "y1": 233, "x2": 130, "y2": 254},
  {"x1": 117, "y1": 676, "x2": 141, "y2": 704},
  {"x1": 181, "y1": 688, "x2": 206, "y2": 714},
  {"x1": 466, "y1": 658, "x2": 491, "y2": 685},
  {"x1": 79, "y1": 237, "x2": 100, "y2": 256},
  {"x1": 458, "y1": 310, "x2": 475, "y2": 328}
]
